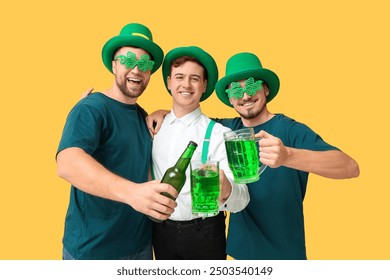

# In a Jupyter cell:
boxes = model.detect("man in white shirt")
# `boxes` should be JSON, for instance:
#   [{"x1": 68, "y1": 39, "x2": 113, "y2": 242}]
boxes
[{"x1": 151, "y1": 46, "x2": 249, "y2": 259}]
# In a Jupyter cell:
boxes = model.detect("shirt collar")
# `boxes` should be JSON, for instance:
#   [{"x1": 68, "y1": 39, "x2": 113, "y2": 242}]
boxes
[{"x1": 167, "y1": 107, "x2": 202, "y2": 127}]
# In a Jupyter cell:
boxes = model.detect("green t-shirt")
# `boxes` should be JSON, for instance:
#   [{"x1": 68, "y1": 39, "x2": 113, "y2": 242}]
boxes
[
  {"x1": 57, "y1": 93, "x2": 152, "y2": 259},
  {"x1": 217, "y1": 114, "x2": 338, "y2": 260}
]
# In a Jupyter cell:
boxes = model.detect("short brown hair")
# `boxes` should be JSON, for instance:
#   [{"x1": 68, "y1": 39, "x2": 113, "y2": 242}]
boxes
[{"x1": 170, "y1": 56, "x2": 207, "y2": 80}]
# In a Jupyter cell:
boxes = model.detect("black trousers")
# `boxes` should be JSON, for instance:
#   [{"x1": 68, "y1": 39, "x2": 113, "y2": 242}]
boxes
[{"x1": 152, "y1": 212, "x2": 227, "y2": 260}]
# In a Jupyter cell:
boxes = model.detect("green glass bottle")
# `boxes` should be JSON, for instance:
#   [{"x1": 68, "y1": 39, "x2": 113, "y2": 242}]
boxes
[
  {"x1": 149, "y1": 141, "x2": 198, "y2": 223},
  {"x1": 160, "y1": 141, "x2": 198, "y2": 199}
]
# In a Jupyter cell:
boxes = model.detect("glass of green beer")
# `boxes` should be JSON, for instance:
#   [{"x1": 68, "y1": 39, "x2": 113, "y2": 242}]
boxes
[
  {"x1": 224, "y1": 127, "x2": 267, "y2": 183},
  {"x1": 190, "y1": 160, "x2": 220, "y2": 217}
]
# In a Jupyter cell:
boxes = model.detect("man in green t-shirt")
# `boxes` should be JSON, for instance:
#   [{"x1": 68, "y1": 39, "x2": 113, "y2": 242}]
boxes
[
  {"x1": 213, "y1": 52, "x2": 360, "y2": 259},
  {"x1": 56, "y1": 23, "x2": 177, "y2": 260}
]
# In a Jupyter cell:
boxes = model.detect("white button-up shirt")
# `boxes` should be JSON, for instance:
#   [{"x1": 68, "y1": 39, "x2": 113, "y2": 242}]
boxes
[{"x1": 152, "y1": 107, "x2": 250, "y2": 221}]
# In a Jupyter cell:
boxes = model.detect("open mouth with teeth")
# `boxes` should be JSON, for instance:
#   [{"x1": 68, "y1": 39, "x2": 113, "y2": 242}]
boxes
[
  {"x1": 240, "y1": 99, "x2": 257, "y2": 107},
  {"x1": 179, "y1": 92, "x2": 193, "y2": 96},
  {"x1": 127, "y1": 77, "x2": 142, "y2": 85}
]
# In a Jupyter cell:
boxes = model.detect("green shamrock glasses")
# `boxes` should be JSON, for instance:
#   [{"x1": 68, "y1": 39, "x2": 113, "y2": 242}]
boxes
[
  {"x1": 114, "y1": 51, "x2": 155, "y2": 72},
  {"x1": 226, "y1": 77, "x2": 263, "y2": 99}
]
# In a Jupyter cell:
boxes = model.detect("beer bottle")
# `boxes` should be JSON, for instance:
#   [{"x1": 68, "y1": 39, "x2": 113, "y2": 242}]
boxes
[{"x1": 149, "y1": 141, "x2": 198, "y2": 222}]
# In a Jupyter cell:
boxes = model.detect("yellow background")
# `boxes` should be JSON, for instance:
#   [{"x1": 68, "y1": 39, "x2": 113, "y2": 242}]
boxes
[{"x1": 1, "y1": 0, "x2": 389, "y2": 260}]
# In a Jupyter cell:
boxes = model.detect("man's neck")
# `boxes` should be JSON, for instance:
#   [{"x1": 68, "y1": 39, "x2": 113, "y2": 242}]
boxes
[
  {"x1": 171, "y1": 104, "x2": 200, "y2": 118},
  {"x1": 101, "y1": 86, "x2": 138, "y2": 105},
  {"x1": 241, "y1": 110, "x2": 275, "y2": 127}
]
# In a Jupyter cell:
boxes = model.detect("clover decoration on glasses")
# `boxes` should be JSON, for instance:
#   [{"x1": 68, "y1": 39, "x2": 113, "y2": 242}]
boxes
[
  {"x1": 114, "y1": 51, "x2": 155, "y2": 72},
  {"x1": 226, "y1": 77, "x2": 263, "y2": 99}
]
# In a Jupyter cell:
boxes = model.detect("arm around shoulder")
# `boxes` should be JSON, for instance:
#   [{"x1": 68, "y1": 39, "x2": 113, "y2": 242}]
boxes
[{"x1": 146, "y1": 109, "x2": 170, "y2": 136}]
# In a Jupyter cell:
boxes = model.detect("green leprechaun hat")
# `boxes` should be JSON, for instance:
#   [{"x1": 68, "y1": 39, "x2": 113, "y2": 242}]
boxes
[
  {"x1": 102, "y1": 23, "x2": 164, "y2": 74},
  {"x1": 162, "y1": 46, "x2": 218, "y2": 102},
  {"x1": 215, "y1": 52, "x2": 280, "y2": 107}
]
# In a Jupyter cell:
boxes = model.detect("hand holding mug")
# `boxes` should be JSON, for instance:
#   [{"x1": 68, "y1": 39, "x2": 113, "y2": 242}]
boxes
[{"x1": 255, "y1": 130, "x2": 289, "y2": 168}]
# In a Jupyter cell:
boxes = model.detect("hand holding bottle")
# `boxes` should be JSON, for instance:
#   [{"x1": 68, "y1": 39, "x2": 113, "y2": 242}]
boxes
[
  {"x1": 125, "y1": 180, "x2": 178, "y2": 221},
  {"x1": 149, "y1": 141, "x2": 198, "y2": 222}
]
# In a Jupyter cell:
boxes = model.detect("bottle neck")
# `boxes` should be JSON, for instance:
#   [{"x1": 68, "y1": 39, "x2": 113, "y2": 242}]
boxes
[{"x1": 174, "y1": 146, "x2": 196, "y2": 171}]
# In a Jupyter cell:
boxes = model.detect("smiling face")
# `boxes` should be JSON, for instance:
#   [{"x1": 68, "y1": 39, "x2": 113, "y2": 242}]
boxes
[
  {"x1": 167, "y1": 60, "x2": 207, "y2": 117},
  {"x1": 112, "y1": 46, "x2": 152, "y2": 99},
  {"x1": 229, "y1": 79, "x2": 270, "y2": 121}
]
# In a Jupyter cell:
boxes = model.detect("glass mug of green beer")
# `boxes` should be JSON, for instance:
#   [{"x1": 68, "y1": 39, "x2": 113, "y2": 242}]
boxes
[
  {"x1": 190, "y1": 160, "x2": 220, "y2": 217},
  {"x1": 224, "y1": 127, "x2": 267, "y2": 183}
]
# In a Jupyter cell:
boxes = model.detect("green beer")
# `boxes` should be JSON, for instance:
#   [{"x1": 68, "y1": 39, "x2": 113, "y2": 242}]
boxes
[
  {"x1": 191, "y1": 164, "x2": 220, "y2": 217},
  {"x1": 225, "y1": 139, "x2": 260, "y2": 183}
]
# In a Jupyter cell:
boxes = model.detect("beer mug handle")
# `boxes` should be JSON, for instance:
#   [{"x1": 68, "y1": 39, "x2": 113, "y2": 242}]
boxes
[
  {"x1": 258, "y1": 161, "x2": 267, "y2": 175},
  {"x1": 255, "y1": 137, "x2": 267, "y2": 175}
]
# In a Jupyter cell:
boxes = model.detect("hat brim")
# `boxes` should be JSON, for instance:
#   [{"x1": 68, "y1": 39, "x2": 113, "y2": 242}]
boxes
[
  {"x1": 162, "y1": 47, "x2": 218, "y2": 102},
  {"x1": 215, "y1": 69, "x2": 280, "y2": 107},
  {"x1": 102, "y1": 36, "x2": 164, "y2": 74}
]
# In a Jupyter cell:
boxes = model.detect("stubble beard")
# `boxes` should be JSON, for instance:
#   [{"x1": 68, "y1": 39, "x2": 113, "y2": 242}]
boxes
[
  {"x1": 115, "y1": 76, "x2": 146, "y2": 99},
  {"x1": 238, "y1": 107, "x2": 262, "y2": 120},
  {"x1": 237, "y1": 99, "x2": 264, "y2": 120}
]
